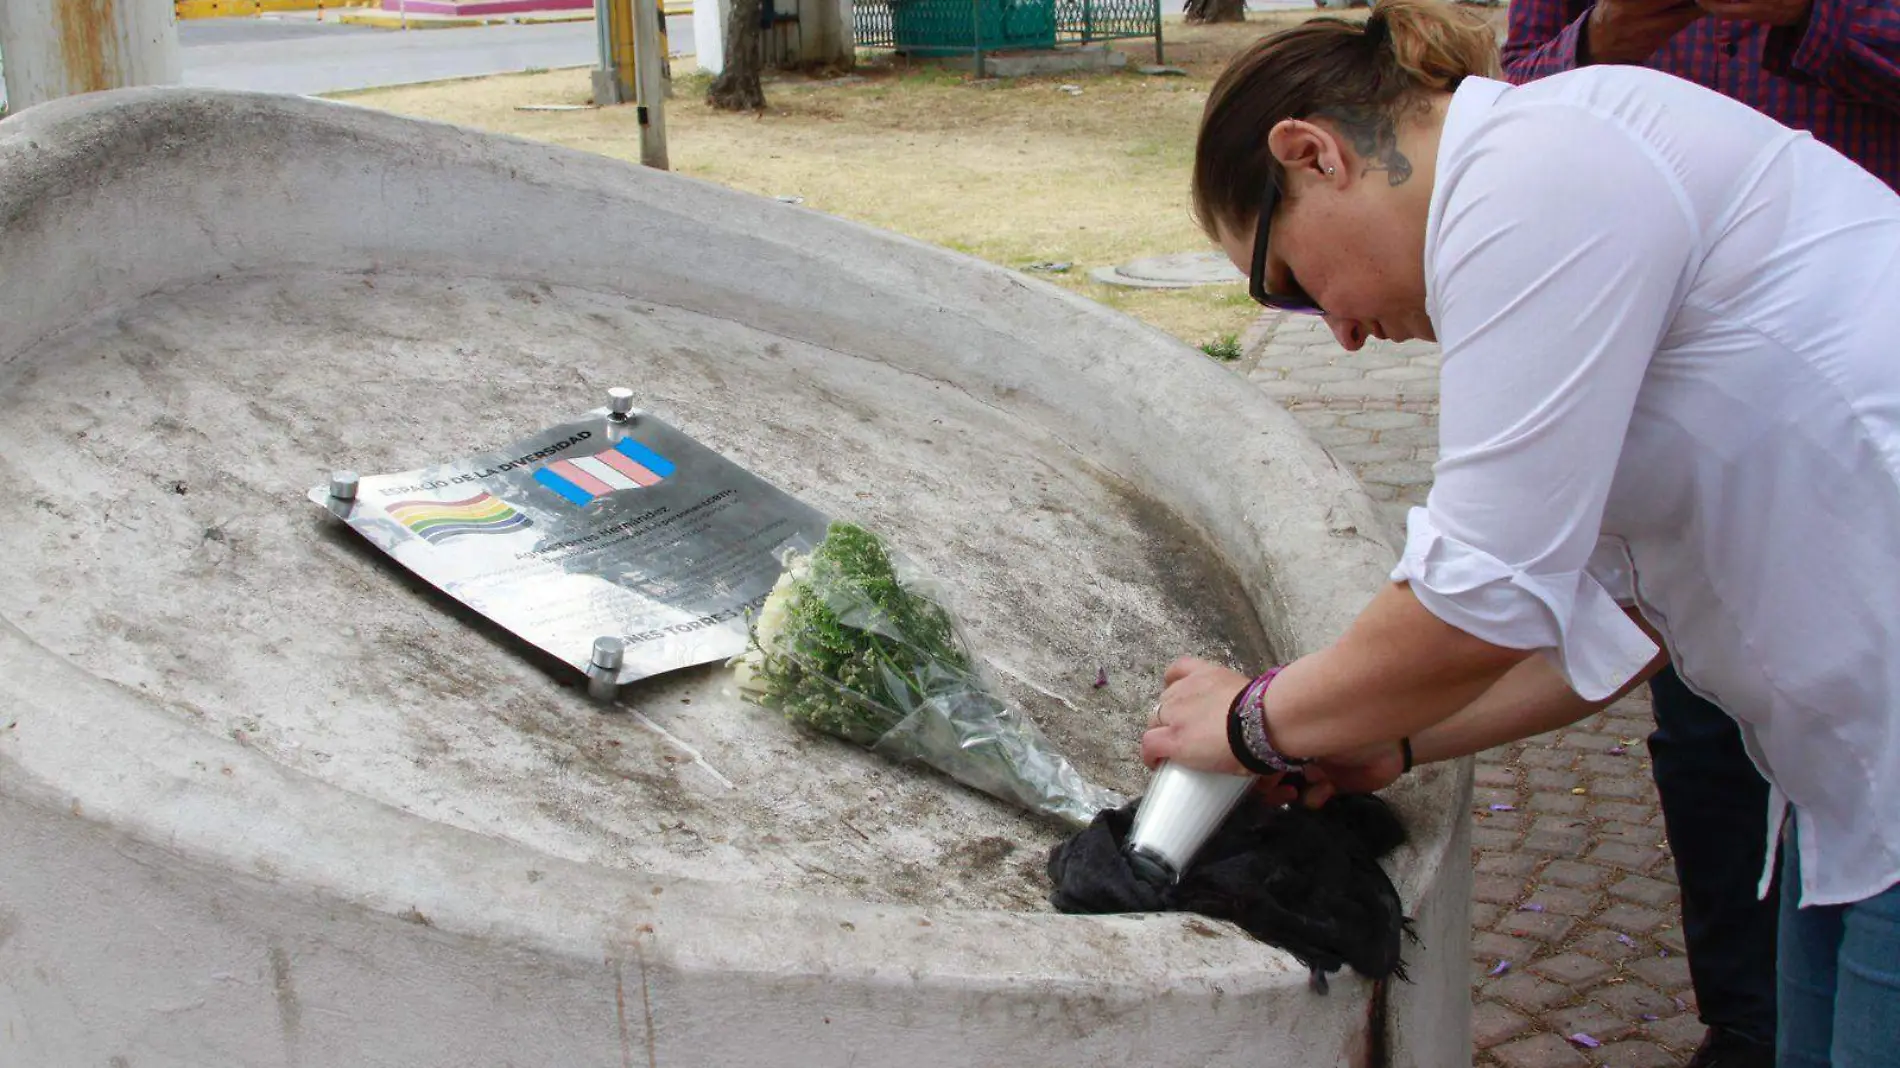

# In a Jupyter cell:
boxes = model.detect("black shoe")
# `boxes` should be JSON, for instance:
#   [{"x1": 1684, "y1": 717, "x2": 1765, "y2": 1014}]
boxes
[{"x1": 1684, "y1": 1028, "x2": 1775, "y2": 1068}]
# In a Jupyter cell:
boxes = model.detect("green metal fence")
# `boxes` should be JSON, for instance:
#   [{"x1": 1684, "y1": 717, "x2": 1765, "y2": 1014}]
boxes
[
  {"x1": 854, "y1": 0, "x2": 1161, "y2": 69},
  {"x1": 1055, "y1": 0, "x2": 1162, "y2": 52}
]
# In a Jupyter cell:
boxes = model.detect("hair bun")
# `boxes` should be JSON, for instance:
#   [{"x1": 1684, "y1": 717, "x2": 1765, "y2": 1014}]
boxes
[{"x1": 1363, "y1": 10, "x2": 1390, "y2": 49}]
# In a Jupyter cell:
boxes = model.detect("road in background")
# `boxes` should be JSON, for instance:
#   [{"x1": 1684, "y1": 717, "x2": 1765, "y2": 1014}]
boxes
[{"x1": 159, "y1": 0, "x2": 1313, "y2": 98}]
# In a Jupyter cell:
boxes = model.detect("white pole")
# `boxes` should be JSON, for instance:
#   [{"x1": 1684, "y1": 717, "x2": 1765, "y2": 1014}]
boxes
[
  {"x1": 691, "y1": 0, "x2": 727, "y2": 77},
  {"x1": 630, "y1": 0, "x2": 668, "y2": 169},
  {"x1": 0, "y1": 0, "x2": 181, "y2": 112}
]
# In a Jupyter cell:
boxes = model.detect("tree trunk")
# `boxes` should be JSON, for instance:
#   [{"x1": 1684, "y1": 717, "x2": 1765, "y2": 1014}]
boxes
[
  {"x1": 707, "y1": 0, "x2": 766, "y2": 111},
  {"x1": 1182, "y1": 0, "x2": 1244, "y2": 22}
]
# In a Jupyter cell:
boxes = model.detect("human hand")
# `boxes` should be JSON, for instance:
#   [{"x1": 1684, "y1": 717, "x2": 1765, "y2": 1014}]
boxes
[
  {"x1": 1139, "y1": 656, "x2": 1250, "y2": 776},
  {"x1": 1284, "y1": 741, "x2": 1407, "y2": 809},
  {"x1": 1586, "y1": 0, "x2": 1706, "y2": 63},
  {"x1": 1695, "y1": 0, "x2": 1810, "y2": 26},
  {"x1": 1141, "y1": 657, "x2": 1308, "y2": 805},
  {"x1": 1142, "y1": 656, "x2": 1408, "y2": 807}
]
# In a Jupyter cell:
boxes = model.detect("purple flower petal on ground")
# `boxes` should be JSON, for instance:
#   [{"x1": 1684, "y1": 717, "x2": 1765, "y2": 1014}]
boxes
[
  {"x1": 1674, "y1": 997, "x2": 1688, "y2": 1011},
  {"x1": 1569, "y1": 1033, "x2": 1601, "y2": 1049},
  {"x1": 1487, "y1": 960, "x2": 1510, "y2": 977},
  {"x1": 1609, "y1": 745, "x2": 1628, "y2": 755},
  {"x1": 1617, "y1": 934, "x2": 1636, "y2": 947},
  {"x1": 1093, "y1": 667, "x2": 1108, "y2": 689},
  {"x1": 1519, "y1": 903, "x2": 1545, "y2": 913},
  {"x1": 1489, "y1": 803, "x2": 1515, "y2": 811},
  {"x1": 1659, "y1": 949, "x2": 1670, "y2": 957},
  {"x1": 1642, "y1": 1014, "x2": 1660, "y2": 1022}
]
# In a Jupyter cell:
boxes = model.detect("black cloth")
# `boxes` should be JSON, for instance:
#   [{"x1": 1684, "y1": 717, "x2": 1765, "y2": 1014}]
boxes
[
  {"x1": 1046, "y1": 792, "x2": 1410, "y2": 981},
  {"x1": 1647, "y1": 665, "x2": 1779, "y2": 1048}
]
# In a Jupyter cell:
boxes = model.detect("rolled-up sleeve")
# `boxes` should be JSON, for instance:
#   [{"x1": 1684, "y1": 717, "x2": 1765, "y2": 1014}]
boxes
[
  {"x1": 1396, "y1": 101, "x2": 1698, "y2": 700},
  {"x1": 1393, "y1": 512, "x2": 1657, "y2": 700}
]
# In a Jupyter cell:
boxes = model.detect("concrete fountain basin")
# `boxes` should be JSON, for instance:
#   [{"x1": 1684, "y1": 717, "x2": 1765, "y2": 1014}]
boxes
[{"x1": 0, "y1": 89, "x2": 1470, "y2": 1067}]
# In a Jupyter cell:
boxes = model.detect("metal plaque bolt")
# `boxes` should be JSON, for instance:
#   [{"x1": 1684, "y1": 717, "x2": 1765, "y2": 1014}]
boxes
[
  {"x1": 607, "y1": 387, "x2": 635, "y2": 422},
  {"x1": 328, "y1": 470, "x2": 360, "y2": 501},
  {"x1": 587, "y1": 636, "x2": 626, "y2": 705},
  {"x1": 592, "y1": 636, "x2": 625, "y2": 672}
]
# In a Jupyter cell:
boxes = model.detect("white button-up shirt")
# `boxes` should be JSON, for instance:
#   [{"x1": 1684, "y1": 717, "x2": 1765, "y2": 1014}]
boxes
[{"x1": 1392, "y1": 71, "x2": 1900, "y2": 907}]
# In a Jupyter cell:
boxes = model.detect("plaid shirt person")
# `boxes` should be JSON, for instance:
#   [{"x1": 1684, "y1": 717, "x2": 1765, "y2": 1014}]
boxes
[{"x1": 1503, "y1": 0, "x2": 1900, "y2": 190}]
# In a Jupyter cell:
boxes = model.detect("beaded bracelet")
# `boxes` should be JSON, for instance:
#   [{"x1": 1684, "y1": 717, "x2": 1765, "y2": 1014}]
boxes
[{"x1": 1225, "y1": 667, "x2": 1308, "y2": 776}]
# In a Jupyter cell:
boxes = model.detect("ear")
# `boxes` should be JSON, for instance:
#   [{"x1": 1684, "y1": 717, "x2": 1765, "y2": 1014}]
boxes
[{"x1": 1266, "y1": 119, "x2": 1350, "y2": 192}]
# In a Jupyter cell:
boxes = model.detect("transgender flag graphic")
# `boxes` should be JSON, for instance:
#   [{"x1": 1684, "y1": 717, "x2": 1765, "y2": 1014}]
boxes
[{"x1": 534, "y1": 437, "x2": 677, "y2": 506}]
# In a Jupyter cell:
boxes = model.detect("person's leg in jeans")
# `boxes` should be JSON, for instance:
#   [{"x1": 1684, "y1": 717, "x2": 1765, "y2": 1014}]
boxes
[
  {"x1": 1833, "y1": 876, "x2": 1900, "y2": 1065},
  {"x1": 1776, "y1": 823, "x2": 1838, "y2": 1068},
  {"x1": 1778, "y1": 820, "x2": 1900, "y2": 1067},
  {"x1": 1647, "y1": 665, "x2": 1779, "y2": 1058}
]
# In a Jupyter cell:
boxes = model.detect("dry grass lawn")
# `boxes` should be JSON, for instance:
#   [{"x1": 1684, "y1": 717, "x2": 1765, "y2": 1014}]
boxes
[{"x1": 335, "y1": 11, "x2": 1497, "y2": 351}]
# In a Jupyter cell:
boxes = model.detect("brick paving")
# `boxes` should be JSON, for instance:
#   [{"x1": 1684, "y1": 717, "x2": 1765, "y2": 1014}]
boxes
[{"x1": 1235, "y1": 312, "x2": 1702, "y2": 1067}]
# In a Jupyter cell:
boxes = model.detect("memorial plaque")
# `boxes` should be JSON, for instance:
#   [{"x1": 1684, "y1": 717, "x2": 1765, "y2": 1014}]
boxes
[{"x1": 309, "y1": 401, "x2": 830, "y2": 685}]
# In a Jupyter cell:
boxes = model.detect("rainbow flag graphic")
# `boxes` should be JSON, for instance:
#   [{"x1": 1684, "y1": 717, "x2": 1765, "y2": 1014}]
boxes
[
  {"x1": 533, "y1": 437, "x2": 676, "y2": 506},
  {"x1": 386, "y1": 492, "x2": 533, "y2": 545}
]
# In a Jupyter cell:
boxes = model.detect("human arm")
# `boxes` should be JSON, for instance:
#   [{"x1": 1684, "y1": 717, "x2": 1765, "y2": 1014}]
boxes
[
  {"x1": 1502, "y1": 0, "x2": 1594, "y2": 83},
  {"x1": 1139, "y1": 588, "x2": 1661, "y2": 781},
  {"x1": 1718, "y1": 0, "x2": 1900, "y2": 110},
  {"x1": 1408, "y1": 632, "x2": 1667, "y2": 764},
  {"x1": 1283, "y1": 631, "x2": 1668, "y2": 804},
  {"x1": 1141, "y1": 583, "x2": 1531, "y2": 776},
  {"x1": 1503, "y1": 0, "x2": 1706, "y2": 80}
]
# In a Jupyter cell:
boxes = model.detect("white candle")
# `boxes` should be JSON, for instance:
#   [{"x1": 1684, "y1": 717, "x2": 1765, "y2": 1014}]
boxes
[{"x1": 1124, "y1": 761, "x2": 1256, "y2": 880}]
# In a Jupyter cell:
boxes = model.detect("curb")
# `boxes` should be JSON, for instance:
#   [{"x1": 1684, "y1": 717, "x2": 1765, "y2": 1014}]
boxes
[
  {"x1": 174, "y1": 0, "x2": 373, "y2": 17},
  {"x1": 336, "y1": 7, "x2": 596, "y2": 25}
]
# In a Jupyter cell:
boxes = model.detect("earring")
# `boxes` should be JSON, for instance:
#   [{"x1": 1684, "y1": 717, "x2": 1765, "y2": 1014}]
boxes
[{"x1": 1326, "y1": 166, "x2": 1336, "y2": 175}]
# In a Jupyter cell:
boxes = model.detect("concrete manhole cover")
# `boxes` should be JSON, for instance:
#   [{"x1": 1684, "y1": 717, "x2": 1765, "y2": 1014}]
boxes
[{"x1": 1090, "y1": 250, "x2": 1245, "y2": 289}]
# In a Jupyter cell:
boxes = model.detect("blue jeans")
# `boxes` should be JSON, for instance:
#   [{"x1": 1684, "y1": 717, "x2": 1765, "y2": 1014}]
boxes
[
  {"x1": 1648, "y1": 666, "x2": 1780, "y2": 1045},
  {"x1": 1778, "y1": 821, "x2": 1900, "y2": 1067}
]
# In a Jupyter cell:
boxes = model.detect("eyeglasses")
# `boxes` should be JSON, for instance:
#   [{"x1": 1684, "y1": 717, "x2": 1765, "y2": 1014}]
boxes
[{"x1": 1248, "y1": 176, "x2": 1324, "y2": 316}]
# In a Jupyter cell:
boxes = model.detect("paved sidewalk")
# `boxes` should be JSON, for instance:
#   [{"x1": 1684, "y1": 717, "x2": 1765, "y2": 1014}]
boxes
[
  {"x1": 1237, "y1": 313, "x2": 1700, "y2": 1068},
  {"x1": 1235, "y1": 311, "x2": 1441, "y2": 539}
]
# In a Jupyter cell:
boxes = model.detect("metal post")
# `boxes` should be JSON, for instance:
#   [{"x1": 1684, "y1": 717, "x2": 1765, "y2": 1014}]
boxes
[
  {"x1": 631, "y1": 0, "x2": 669, "y2": 169},
  {"x1": 971, "y1": 0, "x2": 983, "y2": 78},
  {"x1": 656, "y1": 0, "x2": 672, "y2": 95},
  {"x1": 0, "y1": 0, "x2": 181, "y2": 112},
  {"x1": 1151, "y1": 0, "x2": 1161, "y2": 63},
  {"x1": 594, "y1": 0, "x2": 612, "y2": 72},
  {"x1": 594, "y1": 0, "x2": 635, "y2": 104}
]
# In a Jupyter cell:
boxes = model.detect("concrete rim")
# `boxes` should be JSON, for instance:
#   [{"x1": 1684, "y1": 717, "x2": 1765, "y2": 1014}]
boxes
[{"x1": 0, "y1": 88, "x2": 1468, "y2": 1062}]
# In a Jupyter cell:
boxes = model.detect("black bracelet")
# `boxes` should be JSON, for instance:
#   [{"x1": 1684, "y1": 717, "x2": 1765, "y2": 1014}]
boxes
[
  {"x1": 1226, "y1": 669, "x2": 1306, "y2": 775},
  {"x1": 1400, "y1": 736, "x2": 1415, "y2": 774},
  {"x1": 1227, "y1": 693, "x2": 1283, "y2": 777}
]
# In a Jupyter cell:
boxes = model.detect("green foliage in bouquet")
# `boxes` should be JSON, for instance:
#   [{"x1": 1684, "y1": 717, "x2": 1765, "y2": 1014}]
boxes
[
  {"x1": 736, "y1": 522, "x2": 970, "y2": 744},
  {"x1": 732, "y1": 521, "x2": 1126, "y2": 827}
]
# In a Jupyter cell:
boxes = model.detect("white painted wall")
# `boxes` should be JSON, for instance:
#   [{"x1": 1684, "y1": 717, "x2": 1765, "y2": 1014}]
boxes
[
  {"x1": 0, "y1": 0, "x2": 180, "y2": 111},
  {"x1": 694, "y1": 0, "x2": 852, "y2": 77},
  {"x1": 694, "y1": 0, "x2": 730, "y2": 74}
]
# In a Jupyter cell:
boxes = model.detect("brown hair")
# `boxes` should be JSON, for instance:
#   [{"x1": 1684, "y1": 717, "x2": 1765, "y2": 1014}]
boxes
[{"x1": 1190, "y1": 0, "x2": 1499, "y2": 240}]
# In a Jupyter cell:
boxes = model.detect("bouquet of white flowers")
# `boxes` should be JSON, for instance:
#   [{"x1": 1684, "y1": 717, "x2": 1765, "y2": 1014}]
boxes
[{"x1": 731, "y1": 522, "x2": 1124, "y2": 827}]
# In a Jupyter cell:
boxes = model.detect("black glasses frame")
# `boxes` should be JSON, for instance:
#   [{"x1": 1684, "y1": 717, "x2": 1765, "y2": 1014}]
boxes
[{"x1": 1247, "y1": 177, "x2": 1324, "y2": 315}]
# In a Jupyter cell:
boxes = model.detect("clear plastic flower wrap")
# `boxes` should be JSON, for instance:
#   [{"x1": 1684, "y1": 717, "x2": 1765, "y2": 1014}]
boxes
[{"x1": 730, "y1": 521, "x2": 1125, "y2": 827}]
